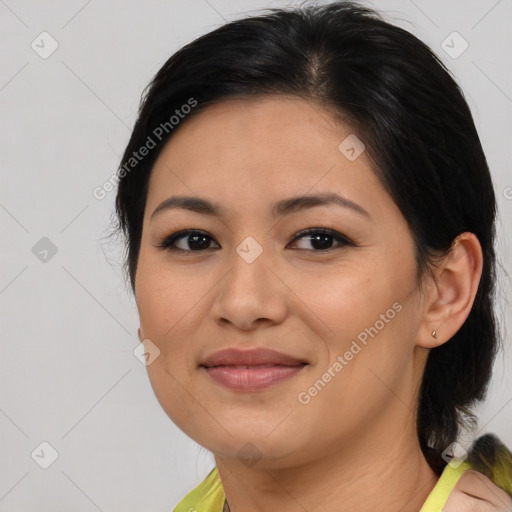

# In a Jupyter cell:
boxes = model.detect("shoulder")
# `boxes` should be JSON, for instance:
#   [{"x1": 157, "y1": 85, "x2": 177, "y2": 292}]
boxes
[
  {"x1": 442, "y1": 433, "x2": 512, "y2": 512},
  {"x1": 422, "y1": 434, "x2": 512, "y2": 512},
  {"x1": 443, "y1": 469, "x2": 512, "y2": 511}
]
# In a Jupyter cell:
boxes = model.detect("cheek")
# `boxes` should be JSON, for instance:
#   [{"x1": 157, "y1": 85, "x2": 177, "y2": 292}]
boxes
[
  {"x1": 135, "y1": 265, "x2": 206, "y2": 411},
  {"x1": 136, "y1": 252, "x2": 207, "y2": 340},
  {"x1": 297, "y1": 253, "x2": 418, "y2": 386},
  {"x1": 296, "y1": 260, "x2": 405, "y2": 341},
  {"x1": 145, "y1": 359, "x2": 207, "y2": 444},
  {"x1": 136, "y1": 265, "x2": 202, "y2": 430}
]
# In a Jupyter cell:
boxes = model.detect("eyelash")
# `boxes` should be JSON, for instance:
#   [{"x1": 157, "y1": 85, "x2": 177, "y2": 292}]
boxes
[{"x1": 156, "y1": 228, "x2": 354, "y2": 254}]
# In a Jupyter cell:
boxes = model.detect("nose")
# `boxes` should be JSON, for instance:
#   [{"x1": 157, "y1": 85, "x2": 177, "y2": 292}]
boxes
[{"x1": 211, "y1": 247, "x2": 289, "y2": 331}]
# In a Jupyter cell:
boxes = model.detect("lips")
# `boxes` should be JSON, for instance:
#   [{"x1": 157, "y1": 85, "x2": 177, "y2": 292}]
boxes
[
  {"x1": 200, "y1": 348, "x2": 308, "y2": 391},
  {"x1": 200, "y1": 348, "x2": 307, "y2": 368}
]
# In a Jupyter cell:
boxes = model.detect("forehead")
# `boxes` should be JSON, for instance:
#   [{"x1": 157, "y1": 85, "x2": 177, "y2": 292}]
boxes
[
  {"x1": 149, "y1": 96, "x2": 370, "y2": 180},
  {"x1": 164, "y1": 95, "x2": 350, "y2": 156}
]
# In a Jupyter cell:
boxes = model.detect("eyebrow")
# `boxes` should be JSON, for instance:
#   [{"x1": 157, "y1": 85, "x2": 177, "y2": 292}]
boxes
[{"x1": 150, "y1": 192, "x2": 370, "y2": 221}]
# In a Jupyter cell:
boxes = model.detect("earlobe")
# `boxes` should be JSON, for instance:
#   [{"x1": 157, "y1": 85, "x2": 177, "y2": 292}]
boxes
[{"x1": 417, "y1": 232, "x2": 483, "y2": 349}]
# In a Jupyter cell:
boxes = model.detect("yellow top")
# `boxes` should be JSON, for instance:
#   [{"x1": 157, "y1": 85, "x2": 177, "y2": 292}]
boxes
[
  {"x1": 173, "y1": 459, "x2": 475, "y2": 512},
  {"x1": 173, "y1": 465, "x2": 225, "y2": 512},
  {"x1": 418, "y1": 460, "x2": 471, "y2": 511}
]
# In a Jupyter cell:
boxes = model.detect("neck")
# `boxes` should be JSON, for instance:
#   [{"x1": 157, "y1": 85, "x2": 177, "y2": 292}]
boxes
[{"x1": 215, "y1": 417, "x2": 439, "y2": 512}]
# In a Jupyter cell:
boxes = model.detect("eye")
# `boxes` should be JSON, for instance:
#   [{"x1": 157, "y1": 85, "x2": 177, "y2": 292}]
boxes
[
  {"x1": 156, "y1": 230, "x2": 219, "y2": 253},
  {"x1": 288, "y1": 228, "x2": 353, "y2": 252},
  {"x1": 156, "y1": 227, "x2": 353, "y2": 253}
]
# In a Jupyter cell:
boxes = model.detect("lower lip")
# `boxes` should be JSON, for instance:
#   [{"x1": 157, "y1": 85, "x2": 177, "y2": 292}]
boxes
[{"x1": 202, "y1": 365, "x2": 306, "y2": 391}]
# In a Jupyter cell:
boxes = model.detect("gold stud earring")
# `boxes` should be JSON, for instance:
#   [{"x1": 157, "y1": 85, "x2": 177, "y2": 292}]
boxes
[{"x1": 431, "y1": 330, "x2": 438, "y2": 339}]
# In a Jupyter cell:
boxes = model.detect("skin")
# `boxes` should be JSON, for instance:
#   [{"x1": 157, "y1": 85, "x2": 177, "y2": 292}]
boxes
[
  {"x1": 445, "y1": 471, "x2": 512, "y2": 511},
  {"x1": 135, "y1": 96, "x2": 484, "y2": 511}
]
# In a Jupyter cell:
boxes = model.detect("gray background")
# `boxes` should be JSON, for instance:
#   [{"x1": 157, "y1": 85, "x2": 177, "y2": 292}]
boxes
[{"x1": 1, "y1": 0, "x2": 511, "y2": 510}]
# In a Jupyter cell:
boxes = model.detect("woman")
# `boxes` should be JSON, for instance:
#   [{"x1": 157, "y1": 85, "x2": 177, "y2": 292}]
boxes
[{"x1": 112, "y1": 1, "x2": 512, "y2": 510}]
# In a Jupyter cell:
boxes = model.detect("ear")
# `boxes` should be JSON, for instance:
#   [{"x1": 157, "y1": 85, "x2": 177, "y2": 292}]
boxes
[
  {"x1": 417, "y1": 232, "x2": 483, "y2": 349},
  {"x1": 137, "y1": 327, "x2": 143, "y2": 342}
]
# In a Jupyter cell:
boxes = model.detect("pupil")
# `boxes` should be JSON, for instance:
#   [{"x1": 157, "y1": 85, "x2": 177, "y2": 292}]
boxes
[
  {"x1": 189, "y1": 234, "x2": 209, "y2": 250},
  {"x1": 311, "y1": 234, "x2": 332, "y2": 250}
]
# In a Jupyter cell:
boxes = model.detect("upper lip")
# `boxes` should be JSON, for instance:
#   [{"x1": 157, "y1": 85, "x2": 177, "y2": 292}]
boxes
[{"x1": 200, "y1": 348, "x2": 308, "y2": 367}]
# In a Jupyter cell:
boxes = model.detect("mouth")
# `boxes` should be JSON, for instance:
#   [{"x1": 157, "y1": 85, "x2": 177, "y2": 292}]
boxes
[
  {"x1": 200, "y1": 348, "x2": 308, "y2": 391},
  {"x1": 201, "y1": 364, "x2": 307, "y2": 391}
]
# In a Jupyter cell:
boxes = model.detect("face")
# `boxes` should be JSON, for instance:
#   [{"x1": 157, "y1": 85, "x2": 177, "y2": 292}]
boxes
[{"x1": 135, "y1": 96, "x2": 429, "y2": 468}]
